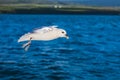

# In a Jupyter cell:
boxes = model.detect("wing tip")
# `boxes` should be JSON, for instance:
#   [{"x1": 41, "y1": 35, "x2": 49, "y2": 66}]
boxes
[
  {"x1": 18, "y1": 40, "x2": 20, "y2": 43},
  {"x1": 18, "y1": 32, "x2": 31, "y2": 43},
  {"x1": 18, "y1": 38, "x2": 22, "y2": 43}
]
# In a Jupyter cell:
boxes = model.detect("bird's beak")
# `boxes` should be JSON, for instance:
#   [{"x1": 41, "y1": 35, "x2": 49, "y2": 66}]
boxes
[{"x1": 65, "y1": 34, "x2": 69, "y2": 39}]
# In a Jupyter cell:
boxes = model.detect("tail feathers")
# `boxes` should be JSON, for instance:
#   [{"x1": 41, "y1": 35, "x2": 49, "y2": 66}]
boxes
[{"x1": 18, "y1": 33, "x2": 31, "y2": 42}]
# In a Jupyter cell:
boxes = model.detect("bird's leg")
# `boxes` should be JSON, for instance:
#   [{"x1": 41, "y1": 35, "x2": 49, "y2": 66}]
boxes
[{"x1": 22, "y1": 37, "x2": 32, "y2": 51}]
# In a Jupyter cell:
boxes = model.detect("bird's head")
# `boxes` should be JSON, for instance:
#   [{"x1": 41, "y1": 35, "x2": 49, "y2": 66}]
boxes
[{"x1": 58, "y1": 29, "x2": 69, "y2": 39}]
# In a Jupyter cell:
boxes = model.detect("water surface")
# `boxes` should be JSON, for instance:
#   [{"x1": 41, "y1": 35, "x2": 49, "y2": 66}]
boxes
[{"x1": 0, "y1": 14, "x2": 120, "y2": 80}]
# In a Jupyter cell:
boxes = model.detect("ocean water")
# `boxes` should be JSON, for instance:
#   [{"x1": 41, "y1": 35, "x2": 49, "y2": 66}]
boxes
[{"x1": 0, "y1": 14, "x2": 120, "y2": 80}]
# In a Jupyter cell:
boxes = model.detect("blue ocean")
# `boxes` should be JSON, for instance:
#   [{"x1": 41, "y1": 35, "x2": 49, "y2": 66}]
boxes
[{"x1": 0, "y1": 14, "x2": 120, "y2": 80}]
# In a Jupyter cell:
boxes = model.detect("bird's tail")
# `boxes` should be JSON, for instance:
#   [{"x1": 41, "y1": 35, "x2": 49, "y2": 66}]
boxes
[{"x1": 18, "y1": 33, "x2": 32, "y2": 42}]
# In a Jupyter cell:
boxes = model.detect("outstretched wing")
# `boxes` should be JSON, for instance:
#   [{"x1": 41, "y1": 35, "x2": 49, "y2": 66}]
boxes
[
  {"x1": 18, "y1": 26, "x2": 58, "y2": 42},
  {"x1": 33, "y1": 25, "x2": 58, "y2": 33}
]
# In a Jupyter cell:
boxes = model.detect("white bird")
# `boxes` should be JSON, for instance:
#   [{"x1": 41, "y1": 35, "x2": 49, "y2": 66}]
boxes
[{"x1": 18, "y1": 26, "x2": 69, "y2": 51}]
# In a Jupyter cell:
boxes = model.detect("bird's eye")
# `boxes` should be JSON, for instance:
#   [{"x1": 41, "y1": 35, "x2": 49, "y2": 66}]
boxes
[{"x1": 62, "y1": 32, "x2": 64, "y2": 33}]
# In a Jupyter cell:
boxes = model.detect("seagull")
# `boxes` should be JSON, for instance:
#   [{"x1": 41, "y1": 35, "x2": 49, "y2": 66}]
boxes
[{"x1": 18, "y1": 26, "x2": 69, "y2": 51}]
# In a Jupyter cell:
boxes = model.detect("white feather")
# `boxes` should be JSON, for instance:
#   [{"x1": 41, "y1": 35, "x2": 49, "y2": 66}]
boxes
[
  {"x1": 18, "y1": 26, "x2": 66, "y2": 43},
  {"x1": 33, "y1": 26, "x2": 58, "y2": 33},
  {"x1": 18, "y1": 33, "x2": 32, "y2": 42},
  {"x1": 18, "y1": 26, "x2": 68, "y2": 51}
]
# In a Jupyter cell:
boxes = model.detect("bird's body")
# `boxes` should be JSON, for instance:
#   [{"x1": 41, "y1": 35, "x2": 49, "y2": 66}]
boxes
[{"x1": 18, "y1": 26, "x2": 69, "y2": 51}]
